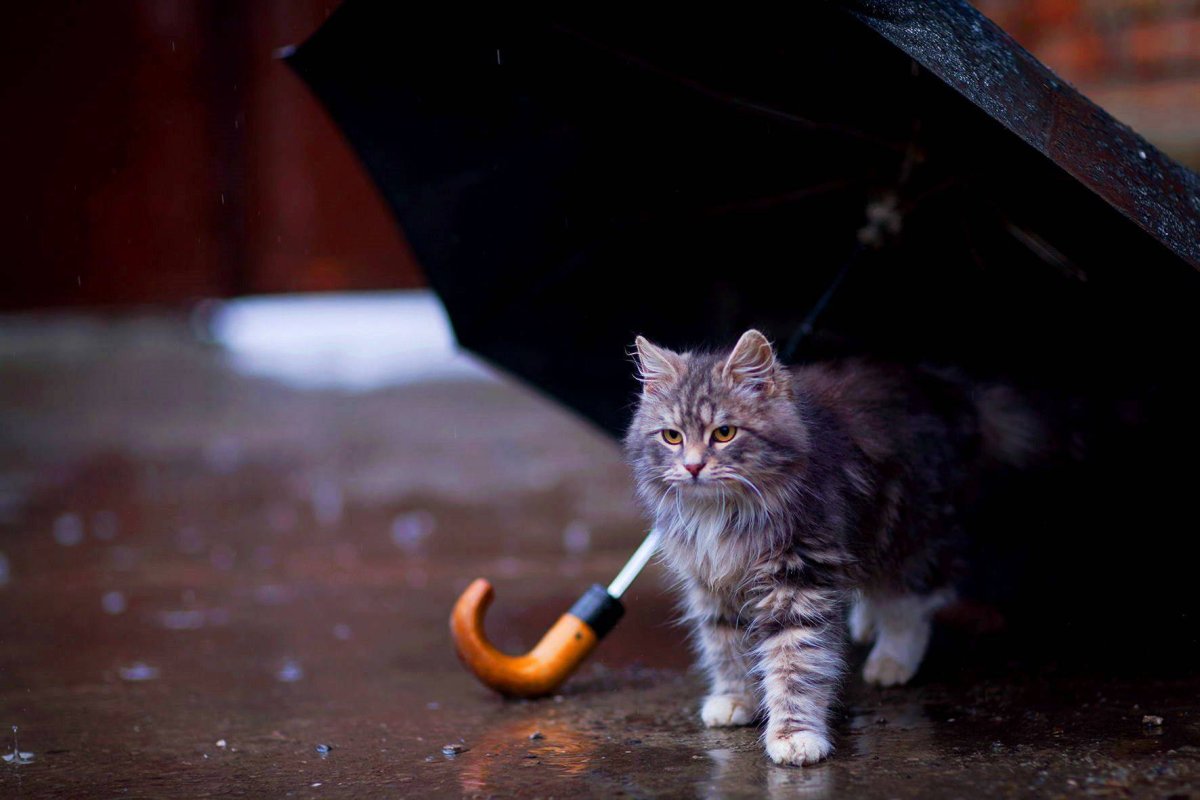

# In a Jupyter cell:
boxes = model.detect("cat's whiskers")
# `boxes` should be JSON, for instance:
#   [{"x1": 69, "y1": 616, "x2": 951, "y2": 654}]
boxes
[{"x1": 724, "y1": 471, "x2": 768, "y2": 506}]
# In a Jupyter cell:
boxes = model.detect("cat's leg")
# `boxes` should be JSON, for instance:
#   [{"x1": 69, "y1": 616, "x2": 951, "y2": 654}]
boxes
[
  {"x1": 847, "y1": 590, "x2": 877, "y2": 644},
  {"x1": 752, "y1": 582, "x2": 845, "y2": 766},
  {"x1": 862, "y1": 588, "x2": 954, "y2": 687},
  {"x1": 685, "y1": 581, "x2": 757, "y2": 728}
]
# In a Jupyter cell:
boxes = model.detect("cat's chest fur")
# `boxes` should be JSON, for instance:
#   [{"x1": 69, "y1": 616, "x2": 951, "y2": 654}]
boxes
[{"x1": 656, "y1": 493, "x2": 774, "y2": 590}]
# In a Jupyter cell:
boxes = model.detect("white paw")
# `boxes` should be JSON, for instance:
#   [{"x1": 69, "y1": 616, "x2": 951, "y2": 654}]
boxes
[
  {"x1": 765, "y1": 730, "x2": 833, "y2": 766},
  {"x1": 848, "y1": 598, "x2": 877, "y2": 644},
  {"x1": 701, "y1": 694, "x2": 755, "y2": 727},
  {"x1": 862, "y1": 652, "x2": 918, "y2": 687}
]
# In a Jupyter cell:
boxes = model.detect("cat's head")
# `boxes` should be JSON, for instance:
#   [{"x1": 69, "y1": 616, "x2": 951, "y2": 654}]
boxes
[{"x1": 624, "y1": 330, "x2": 805, "y2": 506}]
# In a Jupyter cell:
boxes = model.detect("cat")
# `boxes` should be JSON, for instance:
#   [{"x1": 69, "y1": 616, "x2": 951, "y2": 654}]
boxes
[{"x1": 623, "y1": 329, "x2": 1042, "y2": 766}]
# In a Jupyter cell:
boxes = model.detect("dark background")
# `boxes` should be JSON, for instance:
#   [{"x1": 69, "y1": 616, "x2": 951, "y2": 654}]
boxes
[{"x1": 2, "y1": 0, "x2": 1196, "y2": 310}]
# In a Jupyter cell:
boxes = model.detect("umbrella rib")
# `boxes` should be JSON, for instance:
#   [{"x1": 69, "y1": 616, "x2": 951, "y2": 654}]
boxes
[{"x1": 551, "y1": 24, "x2": 907, "y2": 155}]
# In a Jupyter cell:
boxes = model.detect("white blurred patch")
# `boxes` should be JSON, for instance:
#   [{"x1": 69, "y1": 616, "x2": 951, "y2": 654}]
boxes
[{"x1": 206, "y1": 291, "x2": 496, "y2": 391}]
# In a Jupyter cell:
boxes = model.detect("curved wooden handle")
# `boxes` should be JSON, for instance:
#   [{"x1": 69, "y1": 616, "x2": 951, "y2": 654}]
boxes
[{"x1": 450, "y1": 578, "x2": 600, "y2": 697}]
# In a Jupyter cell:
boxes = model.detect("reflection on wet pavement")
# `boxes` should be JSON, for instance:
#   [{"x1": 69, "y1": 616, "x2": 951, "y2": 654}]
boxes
[{"x1": 1, "y1": 311, "x2": 1198, "y2": 798}]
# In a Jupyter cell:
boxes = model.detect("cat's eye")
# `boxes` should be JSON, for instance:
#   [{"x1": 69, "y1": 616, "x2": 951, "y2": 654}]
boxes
[
  {"x1": 711, "y1": 425, "x2": 737, "y2": 443},
  {"x1": 661, "y1": 429, "x2": 683, "y2": 445}
]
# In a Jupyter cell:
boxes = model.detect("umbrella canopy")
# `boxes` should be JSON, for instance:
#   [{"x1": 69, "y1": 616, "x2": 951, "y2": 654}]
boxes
[{"x1": 285, "y1": 1, "x2": 1199, "y2": 439}]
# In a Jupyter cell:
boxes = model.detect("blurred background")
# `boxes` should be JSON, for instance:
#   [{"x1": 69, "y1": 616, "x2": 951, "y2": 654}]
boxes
[
  {"x1": 1, "y1": 3, "x2": 1198, "y2": 797},
  {"x1": 2, "y1": 0, "x2": 1197, "y2": 310}
]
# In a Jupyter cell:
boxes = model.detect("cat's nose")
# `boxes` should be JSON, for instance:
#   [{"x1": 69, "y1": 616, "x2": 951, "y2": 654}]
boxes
[{"x1": 684, "y1": 462, "x2": 704, "y2": 478}]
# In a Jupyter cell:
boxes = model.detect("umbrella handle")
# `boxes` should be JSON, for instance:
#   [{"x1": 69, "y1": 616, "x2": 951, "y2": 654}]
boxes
[{"x1": 450, "y1": 579, "x2": 624, "y2": 697}]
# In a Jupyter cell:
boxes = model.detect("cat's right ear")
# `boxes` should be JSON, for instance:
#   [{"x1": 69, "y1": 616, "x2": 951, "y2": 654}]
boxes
[{"x1": 633, "y1": 336, "x2": 683, "y2": 395}]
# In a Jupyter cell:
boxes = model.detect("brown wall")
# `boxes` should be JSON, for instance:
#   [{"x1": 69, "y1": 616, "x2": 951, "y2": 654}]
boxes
[
  {"x1": 975, "y1": 0, "x2": 1200, "y2": 166},
  {"x1": 0, "y1": 1, "x2": 421, "y2": 310}
]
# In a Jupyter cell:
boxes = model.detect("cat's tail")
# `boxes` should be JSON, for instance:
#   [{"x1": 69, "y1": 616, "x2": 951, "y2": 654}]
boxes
[{"x1": 973, "y1": 384, "x2": 1057, "y2": 469}]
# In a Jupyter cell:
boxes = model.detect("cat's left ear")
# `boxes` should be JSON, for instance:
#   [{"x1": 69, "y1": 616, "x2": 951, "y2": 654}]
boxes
[
  {"x1": 633, "y1": 335, "x2": 684, "y2": 395},
  {"x1": 722, "y1": 329, "x2": 781, "y2": 394}
]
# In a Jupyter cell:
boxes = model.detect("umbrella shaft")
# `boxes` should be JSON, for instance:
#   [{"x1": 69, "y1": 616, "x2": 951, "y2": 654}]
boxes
[{"x1": 606, "y1": 528, "x2": 661, "y2": 599}]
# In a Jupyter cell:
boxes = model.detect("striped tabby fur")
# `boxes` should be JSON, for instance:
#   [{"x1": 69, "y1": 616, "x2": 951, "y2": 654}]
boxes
[{"x1": 624, "y1": 330, "x2": 1040, "y2": 765}]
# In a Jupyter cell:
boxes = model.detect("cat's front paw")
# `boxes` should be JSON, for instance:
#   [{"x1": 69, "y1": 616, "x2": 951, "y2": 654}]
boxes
[
  {"x1": 862, "y1": 652, "x2": 918, "y2": 687},
  {"x1": 701, "y1": 694, "x2": 756, "y2": 728},
  {"x1": 765, "y1": 730, "x2": 833, "y2": 766}
]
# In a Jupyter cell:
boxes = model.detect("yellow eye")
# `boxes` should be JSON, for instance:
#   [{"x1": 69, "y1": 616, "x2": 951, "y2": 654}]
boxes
[
  {"x1": 712, "y1": 425, "x2": 737, "y2": 443},
  {"x1": 661, "y1": 429, "x2": 683, "y2": 445}
]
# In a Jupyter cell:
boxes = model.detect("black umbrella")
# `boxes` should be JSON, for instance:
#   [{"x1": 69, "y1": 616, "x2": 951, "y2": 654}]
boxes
[
  {"x1": 285, "y1": 1, "x2": 1200, "y2": 690},
  {"x1": 285, "y1": 1, "x2": 1198, "y2": 437}
]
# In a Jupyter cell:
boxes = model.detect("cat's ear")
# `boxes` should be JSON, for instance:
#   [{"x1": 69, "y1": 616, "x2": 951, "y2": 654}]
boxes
[
  {"x1": 722, "y1": 329, "x2": 780, "y2": 393},
  {"x1": 633, "y1": 336, "x2": 683, "y2": 394}
]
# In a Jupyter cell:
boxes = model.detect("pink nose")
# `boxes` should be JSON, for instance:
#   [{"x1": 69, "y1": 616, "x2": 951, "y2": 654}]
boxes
[{"x1": 684, "y1": 463, "x2": 704, "y2": 478}]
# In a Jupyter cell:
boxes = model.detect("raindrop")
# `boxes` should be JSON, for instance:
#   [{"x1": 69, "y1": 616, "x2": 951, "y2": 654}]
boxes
[
  {"x1": 118, "y1": 662, "x2": 160, "y2": 682},
  {"x1": 92, "y1": 510, "x2": 119, "y2": 541},
  {"x1": 3, "y1": 726, "x2": 34, "y2": 765},
  {"x1": 101, "y1": 590, "x2": 127, "y2": 615},
  {"x1": 332, "y1": 623, "x2": 352, "y2": 641},
  {"x1": 1138, "y1": 149, "x2": 1148, "y2": 160},
  {"x1": 276, "y1": 659, "x2": 304, "y2": 683},
  {"x1": 315, "y1": 743, "x2": 332, "y2": 757},
  {"x1": 53, "y1": 513, "x2": 84, "y2": 546},
  {"x1": 390, "y1": 511, "x2": 435, "y2": 554},
  {"x1": 216, "y1": 738, "x2": 227, "y2": 748}
]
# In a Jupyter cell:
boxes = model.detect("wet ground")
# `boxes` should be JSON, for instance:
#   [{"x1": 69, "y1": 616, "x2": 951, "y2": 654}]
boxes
[{"x1": 1, "y1": 307, "x2": 1197, "y2": 798}]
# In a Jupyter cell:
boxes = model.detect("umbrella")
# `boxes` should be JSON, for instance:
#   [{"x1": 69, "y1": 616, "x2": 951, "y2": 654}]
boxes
[
  {"x1": 285, "y1": 1, "x2": 1199, "y2": 436},
  {"x1": 285, "y1": 2, "x2": 1200, "y2": 692}
]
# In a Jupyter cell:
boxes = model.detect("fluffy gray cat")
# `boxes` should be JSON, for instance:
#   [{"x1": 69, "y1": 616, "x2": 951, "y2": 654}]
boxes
[{"x1": 624, "y1": 329, "x2": 1040, "y2": 766}]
